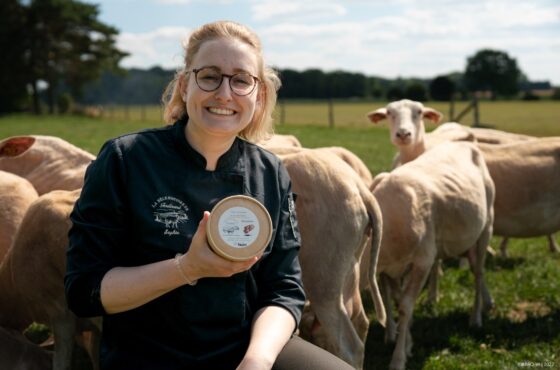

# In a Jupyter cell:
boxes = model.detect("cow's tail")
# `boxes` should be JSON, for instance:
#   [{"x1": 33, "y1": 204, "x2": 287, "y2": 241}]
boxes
[{"x1": 359, "y1": 182, "x2": 387, "y2": 327}]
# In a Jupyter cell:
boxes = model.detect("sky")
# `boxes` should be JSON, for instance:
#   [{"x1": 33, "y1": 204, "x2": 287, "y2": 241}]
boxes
[{"x1": 93, "y1": 0, "x2": 560, "y2": 85}]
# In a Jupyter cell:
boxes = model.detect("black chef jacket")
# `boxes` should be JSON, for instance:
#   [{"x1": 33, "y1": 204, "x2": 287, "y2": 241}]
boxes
[{"x1": 64, "y1": 117, "x2": 305, "y2": 370}]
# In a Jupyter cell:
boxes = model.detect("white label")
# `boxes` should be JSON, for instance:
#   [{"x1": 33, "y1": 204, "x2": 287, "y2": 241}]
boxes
[{"x1": 218, "y1": 206, "x2": 260, "y2": 248}]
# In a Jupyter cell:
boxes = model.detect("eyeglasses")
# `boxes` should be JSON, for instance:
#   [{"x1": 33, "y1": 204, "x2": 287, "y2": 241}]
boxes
[{"x1": 191, "y1": 67, "x2": 259, "y2": 96}]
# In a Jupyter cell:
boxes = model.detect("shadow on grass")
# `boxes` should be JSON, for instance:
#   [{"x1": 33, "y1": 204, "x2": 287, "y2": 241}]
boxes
[
  {"x1": 364, "y1": 307, "x2": 560, "y2": 370},
  {"x1": 441, "y1": 255, "x2": 526, "y2": 271},
  {"x1": 485, "y1": 255, "x2": 526, "y2": 271}
]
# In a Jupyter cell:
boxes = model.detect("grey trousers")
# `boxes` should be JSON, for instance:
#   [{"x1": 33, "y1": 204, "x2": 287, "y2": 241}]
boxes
[{"x1": 273, "y1": 336, "x2": 355, "y2": 370}]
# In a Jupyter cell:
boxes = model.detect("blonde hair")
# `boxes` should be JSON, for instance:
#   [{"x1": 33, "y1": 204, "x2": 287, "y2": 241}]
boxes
[{"x1": 162, "y1": 20, "x2": 281, "y2": 142}]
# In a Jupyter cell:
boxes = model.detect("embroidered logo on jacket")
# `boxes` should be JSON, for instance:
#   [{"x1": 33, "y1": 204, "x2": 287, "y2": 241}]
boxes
[{"x1": 152, "y1": 196, "x2": 189, "y2": 236}]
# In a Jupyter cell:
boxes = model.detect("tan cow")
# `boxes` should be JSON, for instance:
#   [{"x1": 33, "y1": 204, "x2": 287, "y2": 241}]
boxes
[
  {"x1": 266, "y1": 146, "x2": 373, "y2": 187},
  {"x1": 256, "y1": 133, "x2": 302, "y2": 149},
  {"x1": 371, "y1": 141, "x2": 495, "y2": 370},
  {"x1": 0, "y1": 171, "x2": 38, "y2": 261},
  {"x1": 0, "y1": 326, "x2": 52, "y2": 370},
  {"x1": 0, "y1": 190, "x2": 101, "y2": 370},
  {"x1": 477, "y1": 138, "x2": 560, "y2": 256},
  {"x1": 424, "y1": 124, "x2": 557, "y2": 256},
  {"x1": 0, "y1": 135, "x2": 95, "y2": 195},
  {"x1": 426, "y1": 122, "x2": 534, "y2": 146},
  {"x1": 278, "y1": 150, "x2": 385, "y2": 369}
]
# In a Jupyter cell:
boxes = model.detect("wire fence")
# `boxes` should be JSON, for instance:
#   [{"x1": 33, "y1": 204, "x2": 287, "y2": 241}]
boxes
[{"x1": 90, "y1": 99, "x2": 484, "y2": 127}]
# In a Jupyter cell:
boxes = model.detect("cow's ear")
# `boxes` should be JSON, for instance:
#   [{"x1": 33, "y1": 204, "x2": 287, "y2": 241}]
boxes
[
  {"x1": 422, "y1": 108, "x2": 443, "y2": 124},
  {"x1": 367, "y1": 108, "x2": 387, "y2": 124},
  {"x1": 0, "y1": 136, "x2": 36, "y2": 157}
]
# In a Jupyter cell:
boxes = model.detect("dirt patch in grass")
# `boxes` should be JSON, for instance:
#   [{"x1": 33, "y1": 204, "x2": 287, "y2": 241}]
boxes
[{"x1": 507, "y1": 301, "x2": 551, "y2": 322}]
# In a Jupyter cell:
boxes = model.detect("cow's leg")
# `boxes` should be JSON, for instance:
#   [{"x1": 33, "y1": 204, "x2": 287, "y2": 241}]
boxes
[
  {"x1": 499, "y1": 237, "x2": 509, "y2": 258},
  {"x1": 379, "y1": 273, "x2": 396, "y2": 343},
  {"x1": 426, "y1": 259, "x2": 441, "y2": 304},
  {"x1": 77, "y1": 318, "x2": 102, "y2": 370},
  {"x1": 466, "y1": 246, "x2": 493, "y2": 314},
  {"x1": 310, "y1": 296, "x2": 364, "y2": 369},
  {"x1": 51, "y1": 311, "x2": 77, "y2": 370},
  {"x1": 469, "y1": 226, "x2": 493, "y2": 327},
  {"x1": 308, "y1": 261, "x2": 366, "y2": 370},
  {"x1": 347, "y1": 263, "x2": 369, "y2": 342},
  {"x1": 389, "y1": 262, "x2": 432, "y2": 370},
  {"x1": 547, "y1": 234, "x2": 560, "y2": 253}
]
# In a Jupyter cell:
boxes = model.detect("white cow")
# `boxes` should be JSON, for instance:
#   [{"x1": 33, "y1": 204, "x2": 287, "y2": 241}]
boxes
[
  {"x1": 371, "y1": 141, "x2": 495, "y2": 370},
  {"x1": 367, "y1": 100, "x2": 559, "y2": 301}
]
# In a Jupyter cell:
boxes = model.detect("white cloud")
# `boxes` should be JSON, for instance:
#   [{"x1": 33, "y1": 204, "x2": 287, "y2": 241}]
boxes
[
  {"x1": 153, "y1": 0, "x2": 193, "y2": 4},
  {"x1": 253, "y1": 0, "x2": 560, "y2": 84},
  {"x1": 106, "y1": 0, "x2": 560, "y2": 84},
  {"x1": 117, "y1": 27, "x2": 191, "y2": 69},
  {"x1": 153, "y1": 0, "x2": 232, "y2": 4},
  {"x1": 252, "y1": 1, "x2": 346, "y2": 22}
]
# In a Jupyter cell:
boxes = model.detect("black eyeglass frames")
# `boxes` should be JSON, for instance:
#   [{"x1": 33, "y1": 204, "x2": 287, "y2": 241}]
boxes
[{"x1": 191, "y1": 67, "x2": 259, "y2": 96}]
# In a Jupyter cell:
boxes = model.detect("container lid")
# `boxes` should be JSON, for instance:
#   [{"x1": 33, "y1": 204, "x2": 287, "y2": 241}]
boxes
[{"x1": 206, "y1": 195, "x2": 273, "y2": 261}]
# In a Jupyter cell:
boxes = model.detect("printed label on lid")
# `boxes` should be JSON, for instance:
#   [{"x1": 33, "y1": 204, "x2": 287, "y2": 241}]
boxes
[{"x1": 218, "y1": 206, "x2": 260, "y2": 248}]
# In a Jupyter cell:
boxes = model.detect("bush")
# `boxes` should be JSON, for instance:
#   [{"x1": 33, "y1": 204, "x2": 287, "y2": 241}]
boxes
[
  {"x1": 405, "y1": 83, "x2": 428, "y2": 102},
  {"x1": 522, "y1": 92, "x2": 540, "y2": 101},
  {"x1": 57, "y1": 93, "x2": 74, "y2": 114},
  {"x1": 386, "y1": 86, "x2": 404, "y2": 101}
]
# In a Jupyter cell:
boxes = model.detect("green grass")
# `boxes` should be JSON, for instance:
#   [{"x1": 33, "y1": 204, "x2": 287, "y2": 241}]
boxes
[
  {"x1": 274, "y1": 100, "x2": 560, "y2": 136},
  {"x1": 364, "y1": 237, "x2": 560, "y2": 370},
  {"x1": 0, "y1": 114, "x2": 158, "y2": 155},
  {"x1": 1, "y1": 100, "x2": 559, "y2": 369}
]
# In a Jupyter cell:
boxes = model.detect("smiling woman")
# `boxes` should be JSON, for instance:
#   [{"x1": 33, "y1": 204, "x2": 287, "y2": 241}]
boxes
[{"x1": 65, "y1": 20, "x2": 353, "y2": 370}]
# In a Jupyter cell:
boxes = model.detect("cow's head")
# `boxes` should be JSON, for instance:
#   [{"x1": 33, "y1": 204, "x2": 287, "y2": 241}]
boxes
[{"x1": 367, "y1": 99, "x2": 443, "y2": 149}]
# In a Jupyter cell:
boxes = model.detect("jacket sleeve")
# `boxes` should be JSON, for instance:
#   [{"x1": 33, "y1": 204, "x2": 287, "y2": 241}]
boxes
[
  {"x1": 64, "y1": 139, "x2": 128, "y2": 317},
  {"x1": 252, "y1": 163, "x2": 305, "y2": 326}
]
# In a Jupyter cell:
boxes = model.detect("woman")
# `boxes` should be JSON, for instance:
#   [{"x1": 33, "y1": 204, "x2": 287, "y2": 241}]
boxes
[{"x1": 65, "y1": 21, "x2": 354, "y2": 370}]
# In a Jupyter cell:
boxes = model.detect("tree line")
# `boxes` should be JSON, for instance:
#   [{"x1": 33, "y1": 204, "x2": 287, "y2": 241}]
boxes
[
  {"x1": 76, "y1": 57, "x2": 557, "y2": 107},
  {"x1": 1, "y1": 0, "x2": 125, "y2": 114},
  {"x1": 2, "y1": 0, "x2": 558, "y2": 115}
]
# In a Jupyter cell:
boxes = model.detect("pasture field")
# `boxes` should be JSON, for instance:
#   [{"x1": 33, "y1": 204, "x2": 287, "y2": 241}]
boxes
[
  {"x1": 274, "y1": 100, "x2": 560, "y2": 136},
  {"x1": 0, "y1": 101, "x2": 559, "y2": 370},
  {"x1": 91, "y1": 100, "x2": 560, "y2": 136}
]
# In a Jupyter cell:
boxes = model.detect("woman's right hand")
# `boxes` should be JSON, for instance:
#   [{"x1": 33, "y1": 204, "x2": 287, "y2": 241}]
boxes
[{"x1": 178, "y1": 211, "x2": 260, "y2": 283}]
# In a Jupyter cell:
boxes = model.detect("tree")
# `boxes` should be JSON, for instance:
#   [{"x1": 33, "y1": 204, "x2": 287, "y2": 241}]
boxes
[
  {"x1": 429, "y1": 75, "x2": 456, "y2": 101},
  {"x1": 464, "y1": 49, "x2": 521, "y2": 99},
  {"x1": 404, "y1": 82, "x2": 428, "y2": 102},
  {"x1": 386, "y1": 86, "x2": 404, "y2": 101},
  {"x1": 25, "y1": 0, "x2": 128, "y2": 113},
  {"x1": 0, "y1": 0, "x2": 28, "y2": 113},
  {"x1": 553, "y1": 88, "x2": 560, "y2": 101}
]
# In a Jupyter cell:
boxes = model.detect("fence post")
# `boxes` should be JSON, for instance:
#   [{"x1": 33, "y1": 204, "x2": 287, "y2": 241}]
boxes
[
  {"x1": 449, "y1": 95, "x2": 455, "y2": 121},
  {"x1": 328, "y1": 98, "x2": 334, "y2": 128},
  {"x1": 279, "y1": 100, "x2": 285, "y2": 125},
  {"x1": 472, "y1": 96, "x2": 480, "y2": 127}
]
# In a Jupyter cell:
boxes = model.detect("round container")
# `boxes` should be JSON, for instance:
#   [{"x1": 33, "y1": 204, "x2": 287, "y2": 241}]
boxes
[{"x1": 206, "y1": 195, "x2": 273, "y2": 261}]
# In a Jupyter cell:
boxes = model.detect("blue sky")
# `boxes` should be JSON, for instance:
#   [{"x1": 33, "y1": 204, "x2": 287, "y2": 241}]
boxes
[{"x1": 94, "y1": 0, "x2": 560, "y2": 85}]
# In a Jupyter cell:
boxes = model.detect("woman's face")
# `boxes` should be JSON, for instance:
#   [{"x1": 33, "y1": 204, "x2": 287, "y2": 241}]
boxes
[{"x1": 184, "y1": 37, "x2": 261, "y2": 141}]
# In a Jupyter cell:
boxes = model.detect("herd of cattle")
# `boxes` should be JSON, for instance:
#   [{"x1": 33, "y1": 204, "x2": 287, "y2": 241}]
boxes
[{"x1": 0, "y1": 99, "x2": 558, "y2": 370}]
